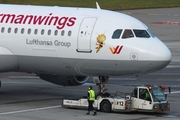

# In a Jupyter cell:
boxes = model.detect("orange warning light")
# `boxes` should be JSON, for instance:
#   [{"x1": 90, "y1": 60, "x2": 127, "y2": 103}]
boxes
[{"x1": 162, "y1": 85, "x2": 167, "y2": 90}]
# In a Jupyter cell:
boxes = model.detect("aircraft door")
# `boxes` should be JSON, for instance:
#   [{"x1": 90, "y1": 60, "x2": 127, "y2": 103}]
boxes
[{"x1": 77, "y1": 17, "x2": 97, "y2": 53}]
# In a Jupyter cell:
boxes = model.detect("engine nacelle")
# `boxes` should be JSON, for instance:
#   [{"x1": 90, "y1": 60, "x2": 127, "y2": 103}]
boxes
[{"x1": 39, "y1": 74, "x2": 89, "y2": 86}]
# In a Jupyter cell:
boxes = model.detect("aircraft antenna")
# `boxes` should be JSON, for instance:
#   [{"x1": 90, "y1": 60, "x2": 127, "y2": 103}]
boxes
[{"x1": 96, "y1": 2, "x2": 101, "y2": 10}]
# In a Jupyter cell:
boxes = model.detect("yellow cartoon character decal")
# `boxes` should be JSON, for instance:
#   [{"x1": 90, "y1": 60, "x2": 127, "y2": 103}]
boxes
[{"x1": 96, "y1": 34, "x2": 106, "y2": 53}]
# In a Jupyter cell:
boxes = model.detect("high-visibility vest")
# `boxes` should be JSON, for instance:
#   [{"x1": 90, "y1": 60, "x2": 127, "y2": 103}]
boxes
[
  {"x1": 88, "y1": 89, "x2": 95, "y2": 101},
  {"x1": 145, "y1": 92, "x2": 150, "y2": 100}
]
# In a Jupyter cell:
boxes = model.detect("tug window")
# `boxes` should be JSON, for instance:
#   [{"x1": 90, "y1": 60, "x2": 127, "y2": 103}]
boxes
[
  {"x1": 139, "y1": 88, "x2": 151, "y2": 101},
  {"x1": 112, "y1": 29, "x2": 122, "y2": 39},
  {"x1": 131, "y1": 88, "x2": 137, "y2": 98},
  {"x1": 133, "y1": 29, "x2": 150, "y2": 38},
  {"x1": 122, "y1": 29, "x2": 134, "y2": 39}
]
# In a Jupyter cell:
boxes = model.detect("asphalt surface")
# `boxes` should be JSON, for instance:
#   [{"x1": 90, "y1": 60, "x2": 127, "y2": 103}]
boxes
[{"x1": 0, "y1": 7, "x2": 180, "y2": 120}]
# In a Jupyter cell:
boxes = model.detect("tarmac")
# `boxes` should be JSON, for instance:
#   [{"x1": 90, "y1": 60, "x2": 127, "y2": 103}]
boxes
[{"x1": 0, "y1": 7, "x2": 180, "y2": 120}]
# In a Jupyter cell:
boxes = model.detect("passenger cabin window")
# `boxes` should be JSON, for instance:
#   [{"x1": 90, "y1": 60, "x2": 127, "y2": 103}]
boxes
[
  {"x1": 54, "y1": 30, "x2": 58, "y2": 36},
  {"x1": 1, "y1": 27, "x2": 5, "y2": 33},
  {"x1": 112, "y1": 29, "x2": 122, "y2": 39},
  {"x1": 41, "y1": 29, "x2": 45, "y2": 35},
  {"x1": 48, "y1": 30, "x2": 51, "y2": 35},
  {"x1": 122, "y1": 29, "x2": 134, "y2": 39},
  {"x1": 34, "y1": 29, "x2": 38, "y2": 35},
  {"x1": 21, "y1": 28, "x2": 25, "y2": 34},
  {"x1": 68, "y1": 31, "x2": 72, "y2": 36},
  {"x1": 14, "y1": 28, "x2": 18, "y2": 34},
  {"x1": 133, "y1": 29, "x2": 150, "y2": 38},
  {"x1": 61, "y1": 30, "x2": 65, "y2": 36},
  {"x1": 27, "y1": 29, "x2": 31, "y2": 34},
  {"x1": 8, "y1": 27, "x2": 11, "y2": 33},
  {"x1": 0, "y1": 27, "x2": 73, "y2": 37}
]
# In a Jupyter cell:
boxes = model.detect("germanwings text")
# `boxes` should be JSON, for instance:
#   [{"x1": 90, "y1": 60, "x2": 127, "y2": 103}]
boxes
[{"x1": 0, "y1": 13, "x2": 76, "y2": 30}]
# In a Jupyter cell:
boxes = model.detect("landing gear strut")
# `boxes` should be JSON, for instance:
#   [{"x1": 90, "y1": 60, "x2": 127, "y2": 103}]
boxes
[
  {"x1": 97, "y1": 76, "x2": 108, "y2": 93},
  {"x1": 93, "y1": 76, "x2": 110, "y2": 98}
]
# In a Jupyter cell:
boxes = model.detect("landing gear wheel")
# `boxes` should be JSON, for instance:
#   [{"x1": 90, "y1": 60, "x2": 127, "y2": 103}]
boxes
[{"x1": 100, "y1": 100, "x2": 111, "y2": 112}]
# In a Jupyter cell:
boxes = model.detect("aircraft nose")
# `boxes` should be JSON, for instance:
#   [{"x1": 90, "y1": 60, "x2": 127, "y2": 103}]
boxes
[
  {"x1": 148, "y1": 43, "x2": 171, "y2": 61},
  {"x1": 148, "y1": 42, "x2": 172, "y2": 70}
]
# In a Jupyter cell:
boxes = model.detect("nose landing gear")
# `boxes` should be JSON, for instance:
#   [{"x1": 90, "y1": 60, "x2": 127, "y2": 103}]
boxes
[{"x1": 93, "y1": 76, "x2": 110, "y2": 98}]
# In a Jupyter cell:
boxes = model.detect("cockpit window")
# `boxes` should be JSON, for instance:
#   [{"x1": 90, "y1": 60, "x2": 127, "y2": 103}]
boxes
[
  {"x1": 147, "y1": 28, "x2": 155, "y2": 38},
  {"x1": 133, "y1": 29, "x2": 150, "y2": 38},
  {"x1": 122, "y1": 29, "x2": 134, "y2": 39},
  {"x1": 112, "y1": 29, "x2": 122, "y2": 39}
]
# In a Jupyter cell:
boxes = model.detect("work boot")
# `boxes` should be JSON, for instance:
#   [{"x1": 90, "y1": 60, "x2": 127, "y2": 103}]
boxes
[
  {"x1": 93, "y1": 112, "x2": 97, "y2": 116},
  {"x1": 86, "y1": 112, "x2": 90, "y2": 115}
]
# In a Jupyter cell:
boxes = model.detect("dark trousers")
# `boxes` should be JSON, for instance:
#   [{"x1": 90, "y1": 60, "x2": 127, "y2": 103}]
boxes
[{"x1": 88, "y1": 100, "x2": 95, "y2": 112}]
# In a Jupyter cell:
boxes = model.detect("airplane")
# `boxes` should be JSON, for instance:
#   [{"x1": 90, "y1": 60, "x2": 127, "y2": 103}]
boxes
[{"x1": 0, "y1": 3, "x2": 171, "y2": 93}]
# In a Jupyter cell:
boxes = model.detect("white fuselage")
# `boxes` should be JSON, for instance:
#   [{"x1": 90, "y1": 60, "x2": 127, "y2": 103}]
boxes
[{"x1": 0, "y1": 4, "x2": 171, "y2": 76}]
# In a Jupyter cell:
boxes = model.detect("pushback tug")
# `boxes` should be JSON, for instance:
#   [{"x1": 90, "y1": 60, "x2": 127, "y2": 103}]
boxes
[{"x1": 63, "y1": 85, "x2": 170, "y2": 113}]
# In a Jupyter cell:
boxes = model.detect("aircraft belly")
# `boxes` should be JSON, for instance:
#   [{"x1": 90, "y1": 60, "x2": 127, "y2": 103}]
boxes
[
  {"x1": 0, "y1": 55, "x2": 19, "y2": 72},
  {"x1": 17, "y1": 56, "x2": 61, "y2": 74},
  {"x1": 77, "y1": 60, "x2": 169, "y2": 76},
  {"x1": 15, "y1": 55, "x2": 170, "y2": 76},
  {"x1": 0, "y1": 46, "x2": 19, "y2": 72}
]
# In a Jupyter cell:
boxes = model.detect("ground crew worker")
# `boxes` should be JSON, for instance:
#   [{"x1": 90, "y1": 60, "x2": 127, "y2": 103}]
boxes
[
  {"x1": 86, "y1": 86, "x2": 97, "y2": 116},
  {"x1": 144, "y1": 90, "x2": 151, "y2": 101}
]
